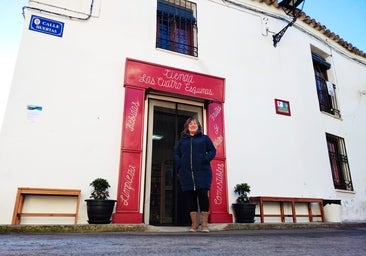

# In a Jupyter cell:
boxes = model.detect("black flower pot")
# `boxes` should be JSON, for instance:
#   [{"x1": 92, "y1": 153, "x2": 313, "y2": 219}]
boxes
[
  {"x1": 232, "y1": 203, "x2": 256, "y2": 223},
  {"x1": 85, "y1": 199, "x2": 117, "y2": 224}
]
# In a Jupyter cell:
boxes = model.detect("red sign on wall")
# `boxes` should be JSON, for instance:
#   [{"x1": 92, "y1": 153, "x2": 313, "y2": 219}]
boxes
[
  {"x1": 118, "y1": 151, "x2": 141, "y2": 210},
  {"x1": 113, "y1": 88, "x2": 145, "y2": 223},
  {"x1": 207, "y1": 102, "x2": 225, "y2": 157},
  {"x1": 207, "y1": 102, "x2": 232, "y2": 222},
  {"x1": 122, "y1": 88, "x2": 145, "y2": 149},
  {"x1": 125, "y1": 58, "x2": 225, "y2": 102}
]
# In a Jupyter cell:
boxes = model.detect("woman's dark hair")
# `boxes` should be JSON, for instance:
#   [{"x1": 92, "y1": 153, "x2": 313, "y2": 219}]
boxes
[{"x1": 181, "y1": 117, "x2": 202, "y2": 136}]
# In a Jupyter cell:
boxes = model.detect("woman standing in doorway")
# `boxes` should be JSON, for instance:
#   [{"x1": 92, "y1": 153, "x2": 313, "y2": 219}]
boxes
[{"x1": 173, "y1": 117, "x2": 216, "y2": 232}]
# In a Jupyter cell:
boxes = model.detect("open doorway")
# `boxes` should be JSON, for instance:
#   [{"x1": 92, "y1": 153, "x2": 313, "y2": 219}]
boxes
[{"x1": 145, "y1": 98, "x2": 204, "y2": 225}]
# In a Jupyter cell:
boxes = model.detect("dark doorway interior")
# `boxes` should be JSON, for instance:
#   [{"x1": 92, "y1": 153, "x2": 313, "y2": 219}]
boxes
[{"x1": 149, "y1": 102, "x2": 201, "y2": 226}]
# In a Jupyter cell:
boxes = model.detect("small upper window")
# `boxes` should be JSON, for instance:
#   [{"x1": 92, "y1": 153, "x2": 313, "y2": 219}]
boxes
[
  {"x1": 156, "y1": 0, "x2": 198, "y2": 57},
  {"x1": 312, "y1": 53, "x2": 341, "y2": 118}
]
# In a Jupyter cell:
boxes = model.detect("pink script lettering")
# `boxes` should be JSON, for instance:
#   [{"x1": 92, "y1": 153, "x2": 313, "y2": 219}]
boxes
[
  {"x1": 214, "y1": 163, "x2": 225, "y2": 205},
  {"x1": 125, "y1": 101, "x2": 139, "y2": 132},
  {"x1": 120, "y1": 165, "x2": 136, "y2": 206}
]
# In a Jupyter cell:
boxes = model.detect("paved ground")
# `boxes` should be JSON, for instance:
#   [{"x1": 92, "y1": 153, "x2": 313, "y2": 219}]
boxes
[{"x1": 0, "y1": 225, "x2": 365, "y2": 255}]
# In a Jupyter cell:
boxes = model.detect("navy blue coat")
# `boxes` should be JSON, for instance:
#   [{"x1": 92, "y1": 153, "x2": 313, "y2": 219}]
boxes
[{"x1": 173, "y1": 131, "x2": 216, "y2": 191}]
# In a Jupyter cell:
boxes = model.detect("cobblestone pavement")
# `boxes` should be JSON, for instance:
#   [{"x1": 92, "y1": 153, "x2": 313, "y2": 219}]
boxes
[{"x1": 1, "y1": 226, "x2": 365, "y2": 256}]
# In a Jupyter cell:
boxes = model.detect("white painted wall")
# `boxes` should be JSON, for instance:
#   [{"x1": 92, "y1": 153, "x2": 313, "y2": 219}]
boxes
[{"x1": 1, "y1": 0, "x2": 365, "y2": 224}]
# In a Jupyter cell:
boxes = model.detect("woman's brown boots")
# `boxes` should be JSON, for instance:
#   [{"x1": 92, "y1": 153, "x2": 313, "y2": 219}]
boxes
[{"x1": 189, "y1": 211, "x2": 209, "y2": 233}]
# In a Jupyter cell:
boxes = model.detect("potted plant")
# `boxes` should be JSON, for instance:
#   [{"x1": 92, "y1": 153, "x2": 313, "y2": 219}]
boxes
[
  {"x1": 232, "y1": 182, "x2": 256, "y2": 223},
  {"x1": 85, "y1": 178, "x2": 117, "y2": 224}
]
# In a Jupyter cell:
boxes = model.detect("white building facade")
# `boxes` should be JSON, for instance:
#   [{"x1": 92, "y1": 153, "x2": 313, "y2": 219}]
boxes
[{"x1": 1, "y1": 0, "x2": 365, "y2": 225}]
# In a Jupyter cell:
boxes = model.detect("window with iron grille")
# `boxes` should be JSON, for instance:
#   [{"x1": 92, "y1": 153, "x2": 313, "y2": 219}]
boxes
[
  {"x1": 312, "y1": 53, "x2": 341, "y2": 118},
  {"x1": 156, "y1": 0, "x2": 197, "y2": 57},
  {"x1": 326, "y1": 133, "x2": 353, "y2": 191}
]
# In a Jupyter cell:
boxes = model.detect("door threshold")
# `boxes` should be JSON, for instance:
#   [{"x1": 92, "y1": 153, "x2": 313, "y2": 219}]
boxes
[{"x1": 146, "y1": 225, "x2": 189, "y2": 232}]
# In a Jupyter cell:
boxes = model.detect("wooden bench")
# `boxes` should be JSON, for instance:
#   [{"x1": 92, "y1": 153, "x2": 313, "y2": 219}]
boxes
[
  {"x1": 12, "y1": 187, "x2": 81, "y2": 225},
  {"x1": 250, "y1": 196, "x2": 325, "y2": 223}
]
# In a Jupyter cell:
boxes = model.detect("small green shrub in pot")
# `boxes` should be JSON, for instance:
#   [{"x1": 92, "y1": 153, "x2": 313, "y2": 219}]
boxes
[
  {"x1": 232, "y1": 182, "x2": 256, "y2": 223},
  {"x1": 85, "y1": 178, "x2": 116, "y2": 224}
]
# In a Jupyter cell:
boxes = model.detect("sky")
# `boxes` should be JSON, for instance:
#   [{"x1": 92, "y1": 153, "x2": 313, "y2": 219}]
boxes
[
  {"x1": 1, "y1": 0, "x2": 366, "y2": 129},
  {"x1": 303, "y1": 0, "x2": 366, "y2": 52}
]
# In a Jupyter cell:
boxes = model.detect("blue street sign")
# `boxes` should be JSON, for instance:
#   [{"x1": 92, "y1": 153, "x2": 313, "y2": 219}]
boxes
[{"x1": 29, "y1": 15, "x2": 64, "y2": 38}]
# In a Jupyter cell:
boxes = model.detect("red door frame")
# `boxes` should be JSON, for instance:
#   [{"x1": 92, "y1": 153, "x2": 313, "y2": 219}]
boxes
[{"x1": 112, "y1": 58, "x2": 232, "y2": 223}]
